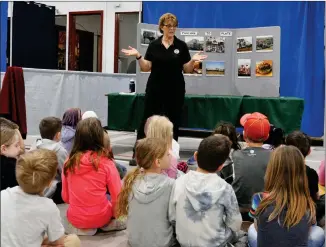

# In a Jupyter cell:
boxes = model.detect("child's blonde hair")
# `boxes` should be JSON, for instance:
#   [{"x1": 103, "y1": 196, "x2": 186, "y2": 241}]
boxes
[
  {"x1": 145, "y1": 115, "x2": 173, "y2": 149},
  {"x1": 116, "y1": 138, "x2": 168, "y2": 217},
  {"x1": 16, "y1": 149, "x2": 58, "y2": 195},
  {"x1": 0, "y1": 126, "x2": 18, "y2": 151}
]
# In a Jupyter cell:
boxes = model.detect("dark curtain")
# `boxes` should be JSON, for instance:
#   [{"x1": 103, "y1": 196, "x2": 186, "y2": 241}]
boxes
[
  {"x1": 6, "y1": 18, "x2": 10, "y2": 69},
  {"x1": 78, "y1": 30, "x2": 94, "y2": 72},
  {"x1": 12, "y1": 1, "x2": 56, "y2": 69},
  {"x1": 142, "y1": 1, "x2": 325, "y2": 137}
]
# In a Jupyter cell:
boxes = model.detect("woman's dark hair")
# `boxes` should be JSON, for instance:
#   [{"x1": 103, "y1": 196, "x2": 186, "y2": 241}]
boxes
[
  {"x1": 63, "y1": 118, "x2": 106, "y2": 175},
  {"x1": 213, "y1": 122, "x2": 241, "y2": 150}
]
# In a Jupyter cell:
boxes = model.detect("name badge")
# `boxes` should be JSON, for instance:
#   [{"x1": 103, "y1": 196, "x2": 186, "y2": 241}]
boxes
[{"x1": 174, "y1": 49, "x2": 180, "y2": 54}]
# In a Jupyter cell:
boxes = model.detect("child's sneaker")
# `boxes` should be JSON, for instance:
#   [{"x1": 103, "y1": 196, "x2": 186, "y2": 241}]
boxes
[
  {"x1": 65, "y1": 221, "x2": 97, "y2": 236},
  {"x1": 100, "y1": 217, "x2": 127, "y2": 232}
]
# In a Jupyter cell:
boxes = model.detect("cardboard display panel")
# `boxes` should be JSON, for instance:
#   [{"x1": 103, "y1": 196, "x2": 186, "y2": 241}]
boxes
[{"x1": 136, "y1": 23, "x2": 280, "y2": 97}]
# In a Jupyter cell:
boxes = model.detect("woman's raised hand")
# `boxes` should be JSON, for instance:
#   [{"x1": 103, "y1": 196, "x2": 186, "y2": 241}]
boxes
[
  {"x1": 121, "y1": 46, "x2": 140, "y2": 57},
  {"x1": 191, "y1": 51, "x2": 207, "y2": 62}
]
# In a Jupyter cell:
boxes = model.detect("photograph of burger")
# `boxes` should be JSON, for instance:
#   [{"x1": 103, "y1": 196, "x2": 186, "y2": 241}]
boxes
[{"x1": 256, "y1": 60, "x2": 273, "y2": 77}]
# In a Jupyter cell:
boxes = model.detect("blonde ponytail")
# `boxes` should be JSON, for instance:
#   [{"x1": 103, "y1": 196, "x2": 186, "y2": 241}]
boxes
[{"x1": 116, "y1": 167, "x2": 141, "y2": 217}]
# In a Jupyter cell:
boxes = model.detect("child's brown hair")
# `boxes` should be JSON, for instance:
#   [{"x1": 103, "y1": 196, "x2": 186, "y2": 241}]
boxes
[
  {"x1": 16, "y1": 149, "x2": 58, "y2": 195},
  {"x1": 256, "y1": 146, "x2": 316, "y2": 228},
  {"x1": 39, "y1": 117, "x2": 62, "y2": 140},
  {"x1": 64, "y1": 118, "x2": 107, "y2": 175},
  {"x1": 116, "y1": 138, "x2": 168, "y2": 217}
]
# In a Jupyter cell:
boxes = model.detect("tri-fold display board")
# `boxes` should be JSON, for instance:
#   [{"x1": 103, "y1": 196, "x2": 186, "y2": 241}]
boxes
[{"x1": 136, "y1": 23, "x2": 280, "y2": 97}]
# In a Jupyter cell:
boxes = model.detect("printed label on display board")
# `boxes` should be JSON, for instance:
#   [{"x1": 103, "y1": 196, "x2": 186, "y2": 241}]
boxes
[
  {"x1": 180, "y1": 31, "x2": 198, "y2": 36},
  {"x1": 205, "y1": 31, "x2": 212, "y2": 36},
  {"x1": 220, "y1": 31, "x2": 232, "y2": 37}
]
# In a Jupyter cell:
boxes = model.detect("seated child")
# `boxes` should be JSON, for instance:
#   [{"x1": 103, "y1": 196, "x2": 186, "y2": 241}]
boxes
[
  {"x1": 262, "y1": 124, "x2": 285, "y2": 150},
  {"x1": 187, "y1": 122, "x2": 241, "y2": 176},
  {"x1": 82, "y1": 110, "x2": 98, "y2": 120},
  {"x1": 285, "y1": 131, "x2": 324, "y2": 224},
  {"x1": 81, "y1": 110, "x2": 127, "y2": 179},
  {"x1": 232, "y1": 112, "x2": 272, "y2": 221},
  {"x1": 248, "y1": 146, "x2": 325, "y2": 247},
  {"x1": 213, "y1": 122, "x2": 242, "y2": 184},
  {"x1": 116, "y1": 137, "x2": 176, "y2": 247},
  {"x1": 145, "y1": 115, "x2": 179, "y2": 179},
  {"x1": 1, "y1": 124, "x2": 22, "y2": 190},
  {"x1": 61, "y1": 108, "x2": 81, "y2": 154},
  {"x1": 31, "y1": 117, "x2": 68, "y2": 204},
  {"x1": 0, "y1": 117, "x2": 25, "y2": 154},
  {"x1": 1, "y1": 149, "x2": 80, "y2": 247},
  {"x1": 103, "y1": 131, "x2": 127, "y2": 179},
  {"x1": 62, "y1": 117, "x2": 125, "y2": 236},
  {"x1": 169, "y1": 135, "x2": 242, "y2": 246}
]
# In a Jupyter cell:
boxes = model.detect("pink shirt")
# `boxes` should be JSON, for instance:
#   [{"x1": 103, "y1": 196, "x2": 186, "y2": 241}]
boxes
[
  {"x1": 318, "y1": 160, "x2": 325, "y2": 186},
  {"x1": 62, "y1": 151, "x2": 121, "y2": 229}
]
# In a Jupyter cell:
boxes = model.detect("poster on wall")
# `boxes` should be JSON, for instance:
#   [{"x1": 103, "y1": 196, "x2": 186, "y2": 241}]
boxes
[
  {"x1": 205, "y1": 37, "x2": 225, "y2": 53},
  {"x1": 140, "y1": 29, "x2": 157, "y2": 45},
  {"x1": 238, "y1": 59, "x2": 251, "y2": 78},
  {"x1": 256, "y1": 35, "x2": 273, "y2": 52},
  {"x1": 237, "y1": 37, "x2": 253, "y2": 53},
  {"x1": 185, "y1": 36, "x2": 204, "y2": 51},
  {"x1": 206, "y1": 61, "x2": 225, "y2": 76},
  {"x1": 256, "y1": 60, "x2": 273, "y2": 77}
]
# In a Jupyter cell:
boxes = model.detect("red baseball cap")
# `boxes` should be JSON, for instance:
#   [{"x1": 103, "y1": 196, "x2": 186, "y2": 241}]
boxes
[{"x1": 240, "y1": 112, "x2": 270, "y2": 142}]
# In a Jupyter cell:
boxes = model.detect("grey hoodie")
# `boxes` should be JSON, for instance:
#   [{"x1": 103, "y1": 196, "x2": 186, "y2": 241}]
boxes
[
  {"x1": 169, "y1": 171, "x2": 242, "y2": 247},
  {"x1": 31, "y1": 139, "x2": 68, "y2": 197},
  {"x1": 127, "y1": 173, "x2": 175, "y2": 247}
]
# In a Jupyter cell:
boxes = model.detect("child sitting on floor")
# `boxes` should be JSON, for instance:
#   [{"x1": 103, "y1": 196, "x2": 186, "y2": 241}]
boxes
[
  {"x1": 285, "y1": 131, "x2": 324, "y2": 225},
  {"x1": 169, "y1": 135, "x2": 242, "y2": 247},
  {"x1": 31, "y1": 117, "x2": 68, "y2": 204},
  {"x1": 0, "y1": 117, "x2": 25, "y2": 155},
  {"x1": 62, "y1": 118, "x2": 125, "y2": 236},
  {"x1": 1, "y1": 149, "x2": 80, "y2": 247},
  {"x1": 103, "y1": 131, "x2": 127, "y2": 179},
  {"x1": 116, "y1": 138, "x2": 176, "y2": 247},
  {"x1": 61, "y1": 108, "x2": 82, "y2": 154},
  {"x1": 248, "y1": 146, "x2": 325, "y2": 247},
  {"x1": 145, "y1": 115, "x2": 180, "y2": 179},
  {"x1": 1, "y1": 123, "x2": 22, "y2": 190}
]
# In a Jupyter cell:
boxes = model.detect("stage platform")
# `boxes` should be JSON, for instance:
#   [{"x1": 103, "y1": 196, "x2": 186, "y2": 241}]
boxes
[{"x1": 106, "y1": 93, "x2": 304, "y2": 135}]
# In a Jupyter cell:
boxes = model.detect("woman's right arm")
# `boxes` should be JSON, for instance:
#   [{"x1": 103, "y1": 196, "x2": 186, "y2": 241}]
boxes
[{"x1": 136, "y1": 53, "x2": 152, "y2": 72}]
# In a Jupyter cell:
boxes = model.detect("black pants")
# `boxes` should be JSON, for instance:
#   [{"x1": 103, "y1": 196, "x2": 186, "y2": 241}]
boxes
[
  {"x1": 133, "y1": 91, "x2": 185, "y2": 157},
  {"x1": 52, "y1": 182, "x2": 64, "y2": 204}
]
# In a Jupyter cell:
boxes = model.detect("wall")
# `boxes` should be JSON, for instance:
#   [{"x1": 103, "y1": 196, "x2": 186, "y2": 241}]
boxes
[{"x1": 8, "y1": 1, "x2": 142, "y2": 73}]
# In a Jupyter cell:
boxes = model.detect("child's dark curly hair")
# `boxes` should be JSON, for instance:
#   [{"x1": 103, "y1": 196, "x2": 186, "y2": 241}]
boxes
[{"x1": 213, "y1": 122, "x2": 241, "y2": 151}]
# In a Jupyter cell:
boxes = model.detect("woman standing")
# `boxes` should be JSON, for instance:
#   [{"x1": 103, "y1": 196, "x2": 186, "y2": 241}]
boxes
[{"x1": 122, "y1": 13, "x2": 206, "y2": 165}]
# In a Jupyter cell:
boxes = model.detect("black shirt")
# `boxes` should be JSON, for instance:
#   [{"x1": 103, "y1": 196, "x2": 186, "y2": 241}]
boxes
[
  {"x1": 144, "y1": 35, "x2": 191, "y2": 94},
  {"x1": 1, "y1": 155, "x2": 18, "y2": 191}
]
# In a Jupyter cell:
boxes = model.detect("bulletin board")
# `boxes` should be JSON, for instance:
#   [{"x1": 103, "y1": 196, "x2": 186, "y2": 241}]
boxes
[{"x1": 136, "y1": 23, "x2": 280, "y2": 97}]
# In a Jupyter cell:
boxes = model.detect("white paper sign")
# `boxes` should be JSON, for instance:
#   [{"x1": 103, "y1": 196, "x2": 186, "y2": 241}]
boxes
[
  {"x1": 205, "y1": 31, "x2": 212, "y2": 36},
  {"x1": 220, "y1": 31, "x2": 233, "y2": 37},
  {"x1": 180, "y1": 31, "x2": 198, "y2": 36}
]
